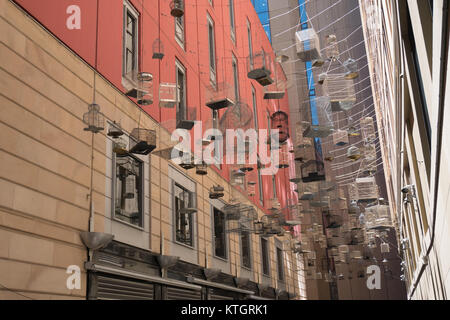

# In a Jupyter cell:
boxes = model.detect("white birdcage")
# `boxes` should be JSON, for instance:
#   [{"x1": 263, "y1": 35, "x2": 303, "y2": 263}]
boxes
[
  {"x1": 325, "y1": 34, "x2": 339, "y2": 60},
  {"x1": 333, "y1": 129, "x2": 349, "y2": 146},
  {"x1": 360, "y1": 117, "x2": 376, "y2": 142},
  {"x1": 124, "y1": 71, "x2": 154, "y2": 106},
  {"x1": 152, "y1": 39, "x2": 164, "y2": 60},
  {"x1": 323, "y1": 75, "x2": 356, "y2": 111},
  {"x1": 205, "y1": 82, "x2": 235, "y2": 111},
  {"x1": 363, "y1": 144, "x2": 377, "y2": 161},
  {"x1": 295, "y1": 28, "x2": 321, "y2": 62},
  {"x1": 159, "y1": 82, "x2": 177, "y2": 108},
  {"x1": 381, "y1": 243, "x2": 390, "y2": 253},
  {"x1": 344, "y1": 58, "x2": 359, "y2": 79},
  {"x1": 347, "y1": 146, "x2": 362, "y2": 161},
  {"x1": 302, "y1": 97, "x2": 334, "y2": 138},
  {"x1": 365, "y1": 204, "x2": 392, "y2": 230}
]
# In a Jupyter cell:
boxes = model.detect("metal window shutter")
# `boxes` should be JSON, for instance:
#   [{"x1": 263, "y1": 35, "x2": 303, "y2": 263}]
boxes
[
  {"x1": 209, "y1": 294, "x2": 234, "y2": 300},
  {"x1": 97, "y1": 275, "x2": 154, "y2": 300},
  {"x1": 166, "y1": 286, "x2": 202, "y2": 300}
]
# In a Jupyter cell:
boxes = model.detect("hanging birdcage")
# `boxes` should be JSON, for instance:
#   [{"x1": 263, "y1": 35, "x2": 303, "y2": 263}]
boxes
[
  {"x1": 178, "y1": 191, "x2": 198, "y2": 214},
  {"x1": 318, "y1": 73, "x2": 327, "y2": 85},
  {"x1": 301, "y1": 160, "x2": 326, "y2": 183},
  {"x1": 360, "y1": 117, "x2": 376, "y2": 142},
  {"x1": 83, "y1": 103, "x2": 105, "y2": 133},
  {"x1": 325, "y1": 212, "x2": 343, "y2": 229},
  {"x1": 152, "y1": 39, "x2": 164, "y2": 60},
  {"x1": 195, "y1": 162, "x2": 208, "y2": 175},
  {"x1": 332, "y1": 129, "x2": 349, "y2": 146},
  {"x1": 363, "y1": 144, "x2": 377, "y2": 161},
  {"x1": 264, "y1": 62, "x2": 286, "y2": 99},
  {"x1": 347, "y1": 146, "x2": 361, "y2": 161},
  {"x1": 108, "y1": 121, "x2": 124, "y2": 138},
  {"x1": 159, "y1": 82, "x2": 177, "y2": 108},
  {"x1": 347, "y1": 125, "x2": 360, "y2": 137},
  {"x1": 113, "y1": 136, "x2": 128, "y2": 155},
  {"x1": 323, "y1": 74, "x2": 356, "y2": 111},
  {"x1": 170, "y1": 0, "x2": 184, "y2": 17},
  {"x1": 295, "y1": 28, "x2": 321, "y2": 62},
  {"x1": 355, "y1": 177, "x2": 379, "y2": 202},
  {"x1": 129, "y1": 128, "x2": 157, "y2": 155},
  {"x1": 276, "y1": 146, "x2": 290, "y2": 169},
  {"x1": 247, "y1": 50, "x2": 273, "y2": 86},
  {"x1": 344, "y1": 58, "x2": 359, "y2": 79},
  {"x1": 177, "y1": 106, "x2": 197, "y2": 130},
  {"x1": 365, "y1": 204, "x2": 392, "y2": 230},
  {"x1": 230, "y1": 167, "x2": 245, "y2": 187},
  {"x1": 267, "y1": 198, "x2": 281, "y2": 213},
  {"x1": 348, "y1": 214, "x2": 363, "y2": 230},
  {"x1": 205, "y1": 82, "x2": 235, "y2": 110},
  {"x1": 124, "y1": 71, "x2": 154, "y2": 106},
  {"x1": 302, "y1": 97, "x2": 334, "y2": 138},
  {"x1": 219, "y1": 102, "x2": 253, "y2": 132},
  {"x1": 325, "y1": 34, "x2": 339, "y2": 60},
  {"x1": 299, "y1": 182, "x2": 318, "y2": 201},
  {"x1": 260, "y1": 214, "x2": 285, "y2": 236},
  {"x1": 209, "y1": 186, "x2": 225, "y2": 199}
]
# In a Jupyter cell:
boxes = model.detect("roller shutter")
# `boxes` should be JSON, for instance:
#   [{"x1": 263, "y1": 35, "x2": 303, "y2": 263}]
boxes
[
  {"x1": 166, "y1": 286, "x2": 202, "y2": 300},
  {"x1": 97, "y1": 275, "x2": 154, "y2": 300}
]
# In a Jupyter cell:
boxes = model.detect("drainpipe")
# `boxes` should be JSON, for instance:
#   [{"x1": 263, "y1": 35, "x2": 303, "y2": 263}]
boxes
[{"x1": 408, "y1": 0, "x2": 448, "y2": 300}]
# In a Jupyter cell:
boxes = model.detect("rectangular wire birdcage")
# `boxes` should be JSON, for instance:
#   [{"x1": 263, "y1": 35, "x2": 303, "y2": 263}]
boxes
[{"x1": 295, "y1": 28, "x2": 321, "y2": 62}]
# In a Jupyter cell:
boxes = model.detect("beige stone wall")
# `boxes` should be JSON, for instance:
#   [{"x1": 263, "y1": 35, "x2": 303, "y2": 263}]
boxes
[{"x1": 0, "y1": 0, "x2": 300, "y2": 299}]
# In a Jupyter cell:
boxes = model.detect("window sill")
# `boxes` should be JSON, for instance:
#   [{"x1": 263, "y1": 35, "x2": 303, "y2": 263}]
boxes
[
  {"x1": 213, "y1": 254, "x2": 228, "y2": 263},
  {"x1": 174, "y1": 239, "x2": 196, "y2": 250},
  {"x1": 112, "y1": 216, "x2": 145, "y2": 232}
]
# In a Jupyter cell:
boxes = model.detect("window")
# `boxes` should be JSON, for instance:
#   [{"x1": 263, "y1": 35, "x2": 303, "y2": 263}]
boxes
[
  {"x1": 276, "y1": 246, "x2": 284, "y2": 281},
  {"x1": 114, "y1": 154, "x2": 143, "y2": 227},
  {"x1": 175, "y1": 12, "x2": 185, "y2": 47},
  {"x1": 261, "y1": 238, "x2": 270, "y2": 276},
  {"x1": 174, "y1": 184, "x2": 195, "y2": 246},
  {"x1": 241, "y1": 231, "x2": 252, "y2": 269},
  {"x1": 232, "y1": 55, "x2": 240, "y2": 102},
  {"x1": 247, "y1": 21, "x2": 253, "y2": 68},
  {"x1": 257, "y1": 166, "x2": 263, "y2": 205},
  {"x1": 207, "y1": 15, "x2": 217, "y2": 85},
  {"x1": 176, "y1": 61, "x2": 187, "y2": 124},
  {"x1": 229, "y1": 0, "x2": 236, "y2": 40},
  {"x1": 123, "y1": 1, "x2": 139, "y2": 77},
  {"x1": 272, "y1": 175, "x2": 277, "y2": 198},
  {"x1": 252, "y1": 86, "x2": 258, "y2": 132},
  {"x1": 213, "y1": 207, "x2": 227, "y2": 259}
]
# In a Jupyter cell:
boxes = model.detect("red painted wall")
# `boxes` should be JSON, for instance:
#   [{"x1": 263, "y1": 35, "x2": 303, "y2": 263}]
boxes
[{"x1": 13, "y1": 0, "x2": 295, "y2": 213}]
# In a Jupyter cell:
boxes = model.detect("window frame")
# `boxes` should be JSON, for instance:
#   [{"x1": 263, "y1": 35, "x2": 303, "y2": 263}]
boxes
[
  {"x1": 176, "y1": 60, "x2": 187, "y2": 124},
  {"x1": 173, "y1": 182, "x2": 196, "y2": 248},
  {"x1": 207, "y1": 14, "x2": 217, "y2": 86},
  {"x1": 212, "y1": 207, "x2": 228, "y2": 260},
  {"x1": 229, "y1": 0, "x2": 236, "y2": 42},
  {"x1": 276, "y1": 246, "x2": 285, "y2": 281},
  {"x1": 175, "y1": 11, "x2": 185, "y2": 49},
  {"x1": 122, "y1": 0, "x2": 139, "y2": 79},
  {"x1": 261, "y1": 237, "x2": 270, "y2": 276},
  {"x1": 240, "y1": 230, "x2": 252, "y2": 270},
  {"x1": 112, "y1": 152, "x2": 145, "y2": 229},
  {"x1": 232, "y1": 54, "x2": 240, "y2": 103},
  {"x1": 247, "y1": 20, "x2": 253, "y2": 68}
]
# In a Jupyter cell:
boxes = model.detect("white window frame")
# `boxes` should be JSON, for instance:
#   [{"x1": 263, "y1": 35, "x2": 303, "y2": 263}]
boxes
[
  {"x1": 175, "y1": 12, "x2": 185, "y2": 49},
  {"x1": 229, "y1": 0, "x2": 236, "y2": 42},
  {"x1": 176, "y1": 60, "x2": 187, "y2": 123},
  {"x1": 122, "y1": 0, "x2": 139, "y2": 80},
  {"x1": 207, "y1": 14, "x2": 217, "y2": 86}
]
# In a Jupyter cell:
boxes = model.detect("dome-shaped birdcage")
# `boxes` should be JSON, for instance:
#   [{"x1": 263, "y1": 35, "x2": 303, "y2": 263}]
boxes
[
  {"x1": 195, "y1": 162, "x2": 208, "y2": 176},
  {"x1": 107, "y1": 121, "x2": 124, "y2": 138},
  {"x1": 209, "y1": 185, "x2": 225, "y2": 199},
  {"x1": 124, "y1": 71, "x2": 154, "y2": 106},
  {"x1": 129, "y1": 128, "x2": 157, "y2": 155},
  {"x1": 333, "y1": 129, "x2": 349, "y2": 146},
  {"x1": 295, "y1": 28, "x2": 321, "y2": 62},
  {"x1": 301, "y1": 160, "x2": 326, "y2": 183},
  {"x1": 347, "y1": 146, "x2": 361, "y2": 161},
  {"x1": 170, "y1": 0, "x2": 185, "y2": 18},
  {"x1": 152, "y1": 39, "x2": 164, "y2": 60},
  {"x1": 344, "y1": 58, "x2": 359, "y2": 79},
  {"x1": 83, "y1": 103, "x2": 105, "y2": 133},
  {"x1": 219, "y1": 102, "x2": 253, "y2": 132},
  {"x1": 247, "y1": 50, "x2": 273, "y2": 86}
]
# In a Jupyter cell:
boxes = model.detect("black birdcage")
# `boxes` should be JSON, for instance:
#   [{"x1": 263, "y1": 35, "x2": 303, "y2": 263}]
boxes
[
  {"x1": 209, "y1": 186, "x2": 225, "y2": 199},
  {"x1": 83, "y1": 104, "x2": 105, "y2": 133},
  {"x1": 301, "y1": 160, "x2": 325, "y2": 183},
  {"x1": 170, "y1": 0, "x2": 184, "y2": 18},
  {"x1": 129, "y1": 128, "x2": 157, "y2": 155},
  {"x1": 247, "y1": 50, "x2": 274, "y2": 86}
]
